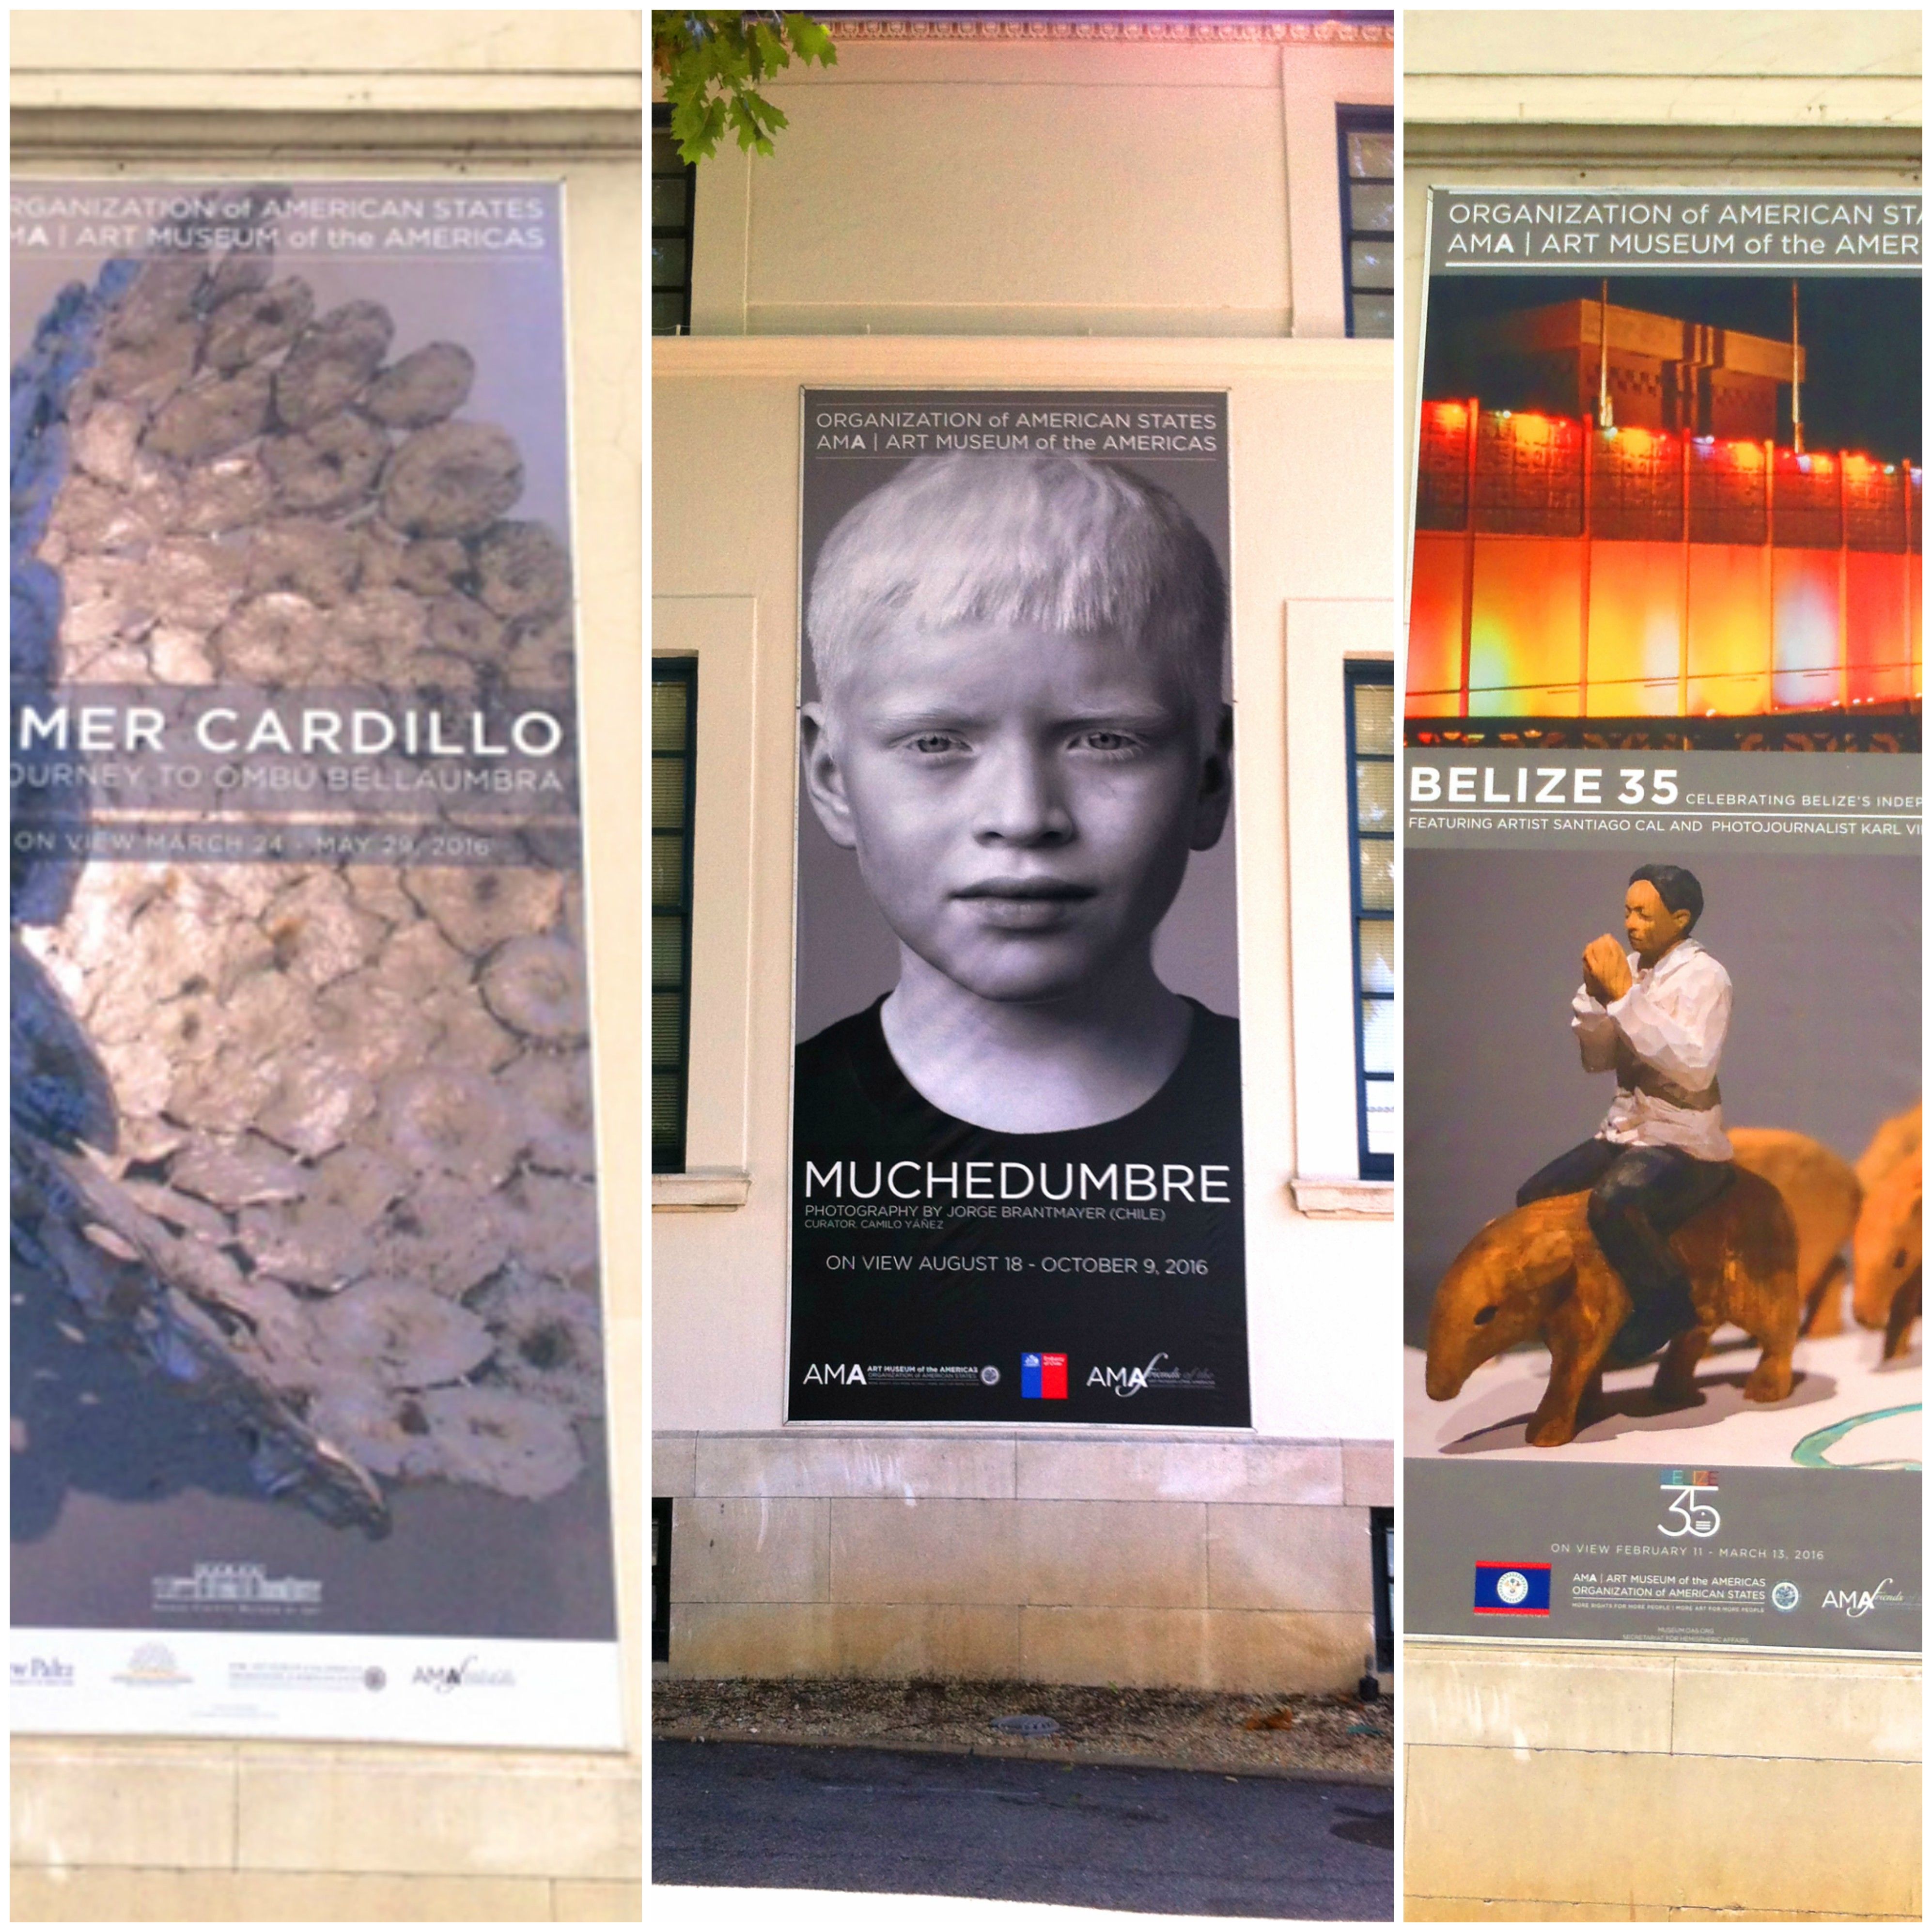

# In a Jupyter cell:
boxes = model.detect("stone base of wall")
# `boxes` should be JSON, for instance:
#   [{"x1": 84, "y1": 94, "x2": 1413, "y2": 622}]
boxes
[
  {"x1": 9, "y1": 1741, "x2": 640, "y2": 1925},
  {"x1": 653, "y1": 1430, "x2": 1390, "y2": 1691},
  {"x1": 1403, "y1": 1638, "x2": 1922, "y2": 1921}
]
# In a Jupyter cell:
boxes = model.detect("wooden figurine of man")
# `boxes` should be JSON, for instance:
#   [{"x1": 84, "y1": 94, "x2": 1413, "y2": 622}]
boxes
[{"x1": 1515, "y1": 864, "x2": 1737, "y2": 1365}]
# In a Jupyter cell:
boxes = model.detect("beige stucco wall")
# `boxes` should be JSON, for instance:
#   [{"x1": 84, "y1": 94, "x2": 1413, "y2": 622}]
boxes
[
  {"x1": 1400, "y1": 12, "x2": 1922, "y2": 1921},
  {"x1": 11, "y1": 13, "x2": 642, "y2": 1922},
  {"x1": 683, "y1": 32, "x2": 1392, "y2": 339}
]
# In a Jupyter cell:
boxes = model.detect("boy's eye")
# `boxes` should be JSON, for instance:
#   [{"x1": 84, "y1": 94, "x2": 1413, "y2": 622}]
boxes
[
  {"x1": 908, "y1": 732, "x2": 966, "y2": 754},
  {"x1": 1074, "y1": 730, "x2": 1140, "y2": 754}
]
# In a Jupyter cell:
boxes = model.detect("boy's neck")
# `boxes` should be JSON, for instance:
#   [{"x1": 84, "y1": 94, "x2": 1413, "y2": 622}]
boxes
[{"x1": 881, "y1": 949, "x2": 1194, "y2": 1134}]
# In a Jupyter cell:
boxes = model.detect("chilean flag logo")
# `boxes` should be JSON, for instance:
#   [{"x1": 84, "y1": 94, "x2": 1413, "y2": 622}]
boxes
[{"x1": 1021, "y1": 1354, "x2": 1068, "y2": 1400}]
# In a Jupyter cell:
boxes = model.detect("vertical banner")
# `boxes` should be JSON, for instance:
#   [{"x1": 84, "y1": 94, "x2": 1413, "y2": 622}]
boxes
[
  {"x1": 11, "y1": 183, "x2": 623, "y2": 1745},
  {"x1": 788, "y1": 391, "x2": 1249, "y2": 1423},
  {"x1": 1404, "y1": 190, "x2": 1922, "y2": 1652}
]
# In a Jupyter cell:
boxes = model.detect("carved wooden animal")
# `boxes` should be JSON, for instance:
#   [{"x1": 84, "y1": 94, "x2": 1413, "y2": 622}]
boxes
[
  {"x1": 1727, "y1": 1128, "x2": 1861, "y2": 1337},
  {"x1": 1426, "y1": 1169, "x2": 1800, "y2": 1448},
  {"x1": 1852, "y1": 1145, "x2": 1922, "y2": 1361},
  {"x1": 1855, "y1": 1103, "x2": 1922, "y2": 1194}
]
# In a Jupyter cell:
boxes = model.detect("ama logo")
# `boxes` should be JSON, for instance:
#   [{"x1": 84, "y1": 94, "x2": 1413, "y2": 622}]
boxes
[
  {"x1": 1021, "y1": 1353, "x2": 1068, "y2": 1400},
  {"x1": 801, "y1": 1363, "x2": 867, "y2": 1385}
]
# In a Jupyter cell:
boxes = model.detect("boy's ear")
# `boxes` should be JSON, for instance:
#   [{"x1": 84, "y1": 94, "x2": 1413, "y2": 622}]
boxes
[
  {"x1": 1189, "y1": 703, "x2": 1234, "y2": 851},
  {"x1": 799, "y1": 703, "x2": 859, "y2": 850}
]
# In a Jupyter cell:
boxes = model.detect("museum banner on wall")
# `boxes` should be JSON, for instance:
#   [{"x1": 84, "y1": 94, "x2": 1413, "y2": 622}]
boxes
[
  {"x1": 10, "y1": 182, "x2": 623, "y2": 1745},
  {"x1": 1404, "y1": 188, "x2": 1921, "y2": 1652},
  {"x1": 788, "y1": 389, "x2": 1251, "y2": 1424}
]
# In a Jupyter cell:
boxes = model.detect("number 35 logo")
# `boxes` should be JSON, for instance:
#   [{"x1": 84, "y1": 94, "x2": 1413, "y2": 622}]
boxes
[{"x1": 1658, "y1": 1480, "x2": 1721, "y2": 1538}]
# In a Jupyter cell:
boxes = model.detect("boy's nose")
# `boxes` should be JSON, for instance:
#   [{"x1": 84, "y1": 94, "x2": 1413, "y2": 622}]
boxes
[{"x1": 972, "y1": 743, "x2": 1073, "y2": 845}]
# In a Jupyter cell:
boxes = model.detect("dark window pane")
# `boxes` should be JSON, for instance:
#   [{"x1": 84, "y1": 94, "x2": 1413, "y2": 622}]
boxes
[
  {"x1": 653, "y1": 175, "x2": 690, "y2": 228},
  {"x1": 1350, "y1": 182, "x2": 1394, "y2": 234},
  {"x1": 654, "y1": 291, "x2": 688, "y2": 336},
  {"x1": 1351, "y1": 295, "x2": 1393, "y2": 338},
  {"x1": 653, "y1": 830, "x2": 689, "y2": 908},
  {"x1": 1347, "y1": 128, "x2": 1393, "y2": 179},
  {"x1": 652, "y1": 993, "x2": 687, "y2": 1069},
  {"x1": 1350, "y1": 239, "x2": 1394, "y2": 292},
  {"x1": 1359, "y1": 838, "x2": 1392, "y2": 912},
  {"x1": 1360, "y1": 997, "x2": 1394, "y2": 1075},
  {"x1": 652, "y1": 756, "x2": 688, "y2": 829},
  {"x1": 652, "y1": 128, "x2": 685, "y2": 175},
  {"x1": 1353, "y1": 680, "x2": 1394, "y2": 756},
  {"x1": 653, "y1": 679, "x2": 689, "y2": 752},
  {"x1": 653, "y1": 1071, "x2": 686, "y2": 1148},
  {"x1": 653, "y1": 235, "x2": 688, "y2": 291},
  {"x1": 1358, "y1": 921, "x2": 1394, "y2": 997},
  {"x1": 653, "y1": 913, "x2": 687, "y2": 989},
  {"x1": 1354, "y1": 760, "x2": 1393, "y2": 832}
]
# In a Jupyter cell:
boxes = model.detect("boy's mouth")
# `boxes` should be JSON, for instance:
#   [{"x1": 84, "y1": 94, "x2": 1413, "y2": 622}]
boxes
[{"x1": 954, "y1": 877, "x2": 1097, "y2": 930}]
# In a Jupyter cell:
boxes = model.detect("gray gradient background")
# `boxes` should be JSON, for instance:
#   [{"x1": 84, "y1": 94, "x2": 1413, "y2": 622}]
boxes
[
  {"x1": 1404, "y1": 849, "x2": 1922, "y2": 1345},
  {"x1": 794, "y1": 390, "x2": 1239, "y2": 1041}
]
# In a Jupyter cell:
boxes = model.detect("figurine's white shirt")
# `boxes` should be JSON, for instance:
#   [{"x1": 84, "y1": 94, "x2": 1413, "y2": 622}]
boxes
[{"x1": 1571, "y1": 936, "x2": 1733, "y2": 1160}]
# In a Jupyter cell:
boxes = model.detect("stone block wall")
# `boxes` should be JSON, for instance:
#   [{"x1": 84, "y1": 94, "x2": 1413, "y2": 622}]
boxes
[
  {"x1": 654, "y1": 1431, "x2": 1391, "y2": 1690},
  {"x1": 1404, "y1": 1638, "x2": 1923, "y2": 1921}
]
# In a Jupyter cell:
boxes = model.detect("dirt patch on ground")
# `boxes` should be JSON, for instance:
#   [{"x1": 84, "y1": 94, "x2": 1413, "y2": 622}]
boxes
[{"x1": 652, "y1": 1678, "x2": 1392, "y2": 1782}]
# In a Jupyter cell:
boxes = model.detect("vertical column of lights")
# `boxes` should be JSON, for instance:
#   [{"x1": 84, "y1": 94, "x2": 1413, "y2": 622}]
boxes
[
  {"x1": 652, "y1": 661, "x2": 700, "y2": 1173},
  {"x1": 652, "y1": 108, "x2": 697, "y2": 336},
  {"x1": 1336, "y1": 108, "x2": 1394, "y2": 338},
  {"x1": 1346, "y1": 664, "x2": 1394, "y2": 1180}
]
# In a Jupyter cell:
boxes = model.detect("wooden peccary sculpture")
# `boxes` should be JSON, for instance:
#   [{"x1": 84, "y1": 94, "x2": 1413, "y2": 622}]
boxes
[
  {"x1": 1727, "y1": 1129, "x2": 1861, "y2": 1338},
  {"x1": 1426, "y1": 1168, "x2": 1800, "y2": 1448},
  {"x1": 1852, "y1": 1143, "x2": 1922, "y2": 1361}
]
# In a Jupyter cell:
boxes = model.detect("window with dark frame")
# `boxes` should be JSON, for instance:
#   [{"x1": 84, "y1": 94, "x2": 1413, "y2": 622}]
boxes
[
  {"x1": 1337, "y1": 107, "x2": 1393, "y2": 340},
  {"x1": 652, "y1": 1498, "x2": 674, "y2": 1662},
  {"x1": 652, "y1": 106, "x2": 697, "y2": 335},
  {"x1": 1346, "y1": 662, "x2": 1394, "y2": 1179},
  {"x1": 1370, "y1": 1505, "x2": 1394, "y2": 1675},
  {"x1": 653, "y1": 659, "x2": 699, "y2": 1173}
]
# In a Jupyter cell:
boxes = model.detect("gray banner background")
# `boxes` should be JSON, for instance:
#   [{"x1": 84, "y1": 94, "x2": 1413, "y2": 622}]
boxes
[
  {"x1": 1407, "y1": 1461, "x2": 1920, "y2": 1651},
  {"x1": 1403, "y1": 839, "x2": 1921, "y2": 1341},
  {"x1": 1428, "y1": 187, "x2": 1922, "y2": 276}
]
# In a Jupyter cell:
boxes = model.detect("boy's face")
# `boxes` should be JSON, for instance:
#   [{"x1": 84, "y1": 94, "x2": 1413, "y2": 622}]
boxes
[{"x1": 802, "y1": 622, "x2": 1230, "y2": 1005}]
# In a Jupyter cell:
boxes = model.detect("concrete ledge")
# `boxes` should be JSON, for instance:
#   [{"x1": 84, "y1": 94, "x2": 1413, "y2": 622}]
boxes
[
  {"x1": 1291, "y1": 1176, "x2": 1395, "y2": 1218},
  {"x1": 652, "y1": 1169, "x2": 751, "y2": 1210}
]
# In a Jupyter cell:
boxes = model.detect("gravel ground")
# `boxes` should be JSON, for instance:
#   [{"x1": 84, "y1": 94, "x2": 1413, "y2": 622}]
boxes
[{"x1": 652, "y1": 1677, "x2": 1393, "y2": 1781}]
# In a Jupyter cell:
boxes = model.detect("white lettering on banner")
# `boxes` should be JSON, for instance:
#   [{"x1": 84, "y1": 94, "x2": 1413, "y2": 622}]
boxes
[{"x1": 802, "y1": 1160, "x2": 1232, "y2": 1203}]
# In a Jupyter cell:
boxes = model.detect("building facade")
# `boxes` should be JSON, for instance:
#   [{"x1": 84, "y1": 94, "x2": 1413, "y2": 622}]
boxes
[{"x1": 654, "y1": 14, "x2": 1399, "y2": 1693}]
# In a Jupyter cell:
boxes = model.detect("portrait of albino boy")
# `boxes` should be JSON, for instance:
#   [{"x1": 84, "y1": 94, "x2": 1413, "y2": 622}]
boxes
[{"x1": 797, "y1": 448, "x2": 1236, "y2": 1135}]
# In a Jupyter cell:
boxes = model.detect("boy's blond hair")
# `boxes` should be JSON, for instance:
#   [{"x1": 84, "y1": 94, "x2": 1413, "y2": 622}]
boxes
[{"x1": 807, "y1": 451, "x2": 1227, "y2": 732}]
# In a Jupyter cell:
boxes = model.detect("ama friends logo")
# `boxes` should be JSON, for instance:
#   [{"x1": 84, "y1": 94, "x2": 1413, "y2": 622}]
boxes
[
  {"x1": 1021, "y1": 1353, "x2": 1068, "y2": 1400},
  {"x1": 1473, "y1": 1561, "x2": 1552, "y2": 1616}
]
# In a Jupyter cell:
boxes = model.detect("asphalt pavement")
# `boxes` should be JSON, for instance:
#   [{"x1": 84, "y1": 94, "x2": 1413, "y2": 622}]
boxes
[{"x1": 652, "y1": 1739, "x2": 1394, "y2": 1920}]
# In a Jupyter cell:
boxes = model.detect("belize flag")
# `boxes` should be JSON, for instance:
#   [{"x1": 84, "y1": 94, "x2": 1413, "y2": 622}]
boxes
[
  {"x1": 1021, "y1": 1353, "x2": 1068, "y2": 1400},
  {"x1": 1473, "y1": 1561, "x2": 1552, "y2": 1615}
]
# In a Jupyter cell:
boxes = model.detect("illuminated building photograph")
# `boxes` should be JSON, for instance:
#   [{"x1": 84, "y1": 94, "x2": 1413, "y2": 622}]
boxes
[{"x1": 1408, "y1": 272, "x2": 1921, "y2": 732}]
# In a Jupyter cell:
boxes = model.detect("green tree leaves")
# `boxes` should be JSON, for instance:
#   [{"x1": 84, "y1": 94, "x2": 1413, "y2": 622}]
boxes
[{"x1": 653, "y1": 12, "x2": 838, "y2": 163}]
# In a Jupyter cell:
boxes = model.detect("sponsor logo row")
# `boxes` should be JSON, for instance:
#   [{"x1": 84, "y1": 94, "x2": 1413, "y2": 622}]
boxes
[
  {"x1": 802, "y1": 1350, "x2": 1216, "y2": 1399},
  {"x1": 1472, "y1": 1469, "x2": 1914, "y2": 1623},
  {"x1": 10, "y1": 1648, "x2": 520, "y2": 1696}
]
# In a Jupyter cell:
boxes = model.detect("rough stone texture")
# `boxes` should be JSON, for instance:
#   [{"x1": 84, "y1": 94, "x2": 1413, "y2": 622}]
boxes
[
  {"x1": 381, "y1": 421, "x2": 525, "y2": 537},
  {"x1": 16, "y1": 249, "x2": 590, "y2": 1515}
]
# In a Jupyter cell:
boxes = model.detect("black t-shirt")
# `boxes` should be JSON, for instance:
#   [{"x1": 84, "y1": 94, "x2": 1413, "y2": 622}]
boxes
[{"x1": 789, "y1": 996, "x2": 1250, "y2": 1423}]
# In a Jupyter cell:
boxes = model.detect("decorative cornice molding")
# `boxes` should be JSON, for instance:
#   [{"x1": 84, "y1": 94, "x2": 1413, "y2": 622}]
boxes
[{"x1": 826, "y1": 16, "x2": 1393, "y2": 47}]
